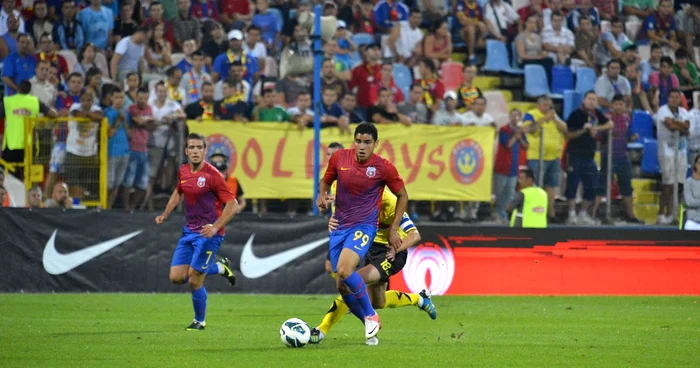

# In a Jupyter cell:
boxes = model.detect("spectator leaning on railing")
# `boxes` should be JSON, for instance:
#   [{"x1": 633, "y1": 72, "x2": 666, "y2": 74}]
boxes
[
  {"x1": 565, "y1": 90, "x2": 612, "y2": 226},
  {"x1": 105, "y1": 87, "x2": 130, "y2": 209},
  {"x1": 123, "y1": 87, "x2": 153, "y2": 211}
]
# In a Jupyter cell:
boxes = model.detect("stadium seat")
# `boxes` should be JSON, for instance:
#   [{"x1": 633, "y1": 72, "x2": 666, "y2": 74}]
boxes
[
  {"x1": 483, "y1": 90, "x2": 508, "y2": 126},
  {"x1": 629, "y1": 110, "x2": 654, "y2": 149},
  {"x1": 524, "y1": 64, "x2": 551, "y2": 98},
  {"x1": 57, "y1": 50, "x2": 78, "y2": 73},
  {"x1": 352, "y1": 33, "x2": 374, "y2": 47},
  {"x1": 484, "y1": 40, "x2": 508, "y2": 72},
  {"x1": 551, "y1": 66, "x2": 574, "y2": 95},
  {"x1": 393, "y1": 63, "x2": 412, "y2": 93},
  {"x1": 563, "y1": 90, "x2": 581, "y2": 120},
  {"x1": 440, "y1": 62, "x2": 463, "y2": 91},
  {"x1": 575, "y1": 67, "x2": 597, "y2": 95},
  {"x1": 401, "y1": 86, "x2": 410, "y2": 102},
  {"x1": 510, "y1": 41, "x2": 519, "y2": 69},
  {"x1": 641, "y1": 139, "x2": 660, "y2": 175},
  {"x1": 511, "y1": 0, "x2": 528, "y2": 11}
]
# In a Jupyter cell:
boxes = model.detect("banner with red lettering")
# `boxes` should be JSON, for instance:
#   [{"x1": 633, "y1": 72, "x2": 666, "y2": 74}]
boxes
[{"x1": 186, "y1": 122, "x2": 495, "y2": 201}]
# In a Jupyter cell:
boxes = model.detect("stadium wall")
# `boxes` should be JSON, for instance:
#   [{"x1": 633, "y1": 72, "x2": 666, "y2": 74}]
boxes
[{"x1": 1, "y1": 209, "x2": 699, "y2": 295}]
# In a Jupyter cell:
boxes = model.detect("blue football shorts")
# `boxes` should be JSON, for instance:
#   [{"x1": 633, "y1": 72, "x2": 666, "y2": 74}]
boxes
[
  {"x1": 328, "y1": 224, "x2": 377, "y2": 273},
  {"x1": 170, "y1": 227, "x2": 224, "y2": 273}
]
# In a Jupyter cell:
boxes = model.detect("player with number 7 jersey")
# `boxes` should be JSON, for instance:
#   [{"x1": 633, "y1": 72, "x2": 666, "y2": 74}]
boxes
[{"x1": 316, "y1": 123, "x2": 409, "y2": 342}]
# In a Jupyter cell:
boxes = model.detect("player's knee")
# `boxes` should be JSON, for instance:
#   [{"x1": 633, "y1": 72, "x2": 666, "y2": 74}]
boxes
[
  {"x1": 336, "y1": 267, "x2": 352, "y2": 280},
  {"x1": 169, "y1": 275, "x2": 187, "y2": 284}
]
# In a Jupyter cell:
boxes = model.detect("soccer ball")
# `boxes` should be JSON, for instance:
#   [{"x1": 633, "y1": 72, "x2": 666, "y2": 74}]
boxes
[{"x1": 279, "y1": 318, "x2": 311, "y2": 348}]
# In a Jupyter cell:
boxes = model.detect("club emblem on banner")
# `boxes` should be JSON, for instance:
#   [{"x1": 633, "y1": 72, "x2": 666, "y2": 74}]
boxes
[
  {"x1": 197, "y1": 176, "x2": 206, "y2": 188},
  {"x1": 206, "y1": 133, "x2": 237, "y2": 175},
  {"x1": 366, "y1": 166, "x2": 376, "y2": 178},
  {"x1": 449, "y1": 139, "x2": 484, "y2": 185},
  {"x1": 402, "y1": 236, "x2": 455, "y2": 296}
]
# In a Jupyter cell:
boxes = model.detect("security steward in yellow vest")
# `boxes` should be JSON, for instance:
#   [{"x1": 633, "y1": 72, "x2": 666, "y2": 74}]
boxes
[
  {"x1": 1, "y1": 80, "x2": 57, "y2": 180},
  {"x1": 508, "y1": 167, "x2": 548, "y2": 228}
]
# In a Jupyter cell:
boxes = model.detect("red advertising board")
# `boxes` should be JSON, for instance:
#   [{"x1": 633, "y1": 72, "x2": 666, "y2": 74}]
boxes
[{"x1": 391, "y1": 228, "x2": 700, "y2": 295}]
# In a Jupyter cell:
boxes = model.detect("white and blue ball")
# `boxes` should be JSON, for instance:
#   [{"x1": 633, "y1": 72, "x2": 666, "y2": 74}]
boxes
[{"x1": 279, "y1": 318, "x2": 311, "y2": 348}]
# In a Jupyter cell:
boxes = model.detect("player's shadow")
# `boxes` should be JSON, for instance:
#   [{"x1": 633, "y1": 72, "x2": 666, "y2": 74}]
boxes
[{"x1": 50, "y1": 330, "x2": 162, "y2": 337}]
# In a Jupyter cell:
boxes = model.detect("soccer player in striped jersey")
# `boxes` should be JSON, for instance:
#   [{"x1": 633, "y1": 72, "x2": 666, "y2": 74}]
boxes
[
  {"x1": 155, "y1": 133, "x2": 239, "y2": 331},
  {"x1": 310, "y1": 151, "x2": 438, "y2": 345},
  {"x1": 316, "y1": 123, "x2": 408, "y2": 342}
]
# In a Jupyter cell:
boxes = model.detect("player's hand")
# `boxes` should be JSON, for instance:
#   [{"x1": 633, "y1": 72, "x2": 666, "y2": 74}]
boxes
[
  {"x1": 316, "y1": 194, "x2": 330, "y2": 212},
  {"x1": 388, "y1": 228, "x2": 402, "y2": 251},
  {"x1": 328, "y1": 215, "x2": 339, "y2": 232},
  {"x1": 200, "y1": 224, "x2": 219, "y2": 238},
  {"x1": 155, "y1": 215, "x2": 167, "y2": 224},
  {"x1": 386, "y1": 246, "x2": 396, "y2": 261}
]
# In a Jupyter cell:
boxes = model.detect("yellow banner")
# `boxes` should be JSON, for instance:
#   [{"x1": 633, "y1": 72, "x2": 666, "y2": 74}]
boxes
[{"x1": 187, "y1": 122, "x2": 494, "y2": 201}]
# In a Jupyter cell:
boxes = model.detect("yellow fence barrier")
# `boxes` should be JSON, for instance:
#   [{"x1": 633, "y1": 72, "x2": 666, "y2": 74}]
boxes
[
  {"x1": 25, "y1": 117, "x2": 108, "y2": 208},
  {"x1": 187, "y1": 122, "x2": 495, "y2": 201}
]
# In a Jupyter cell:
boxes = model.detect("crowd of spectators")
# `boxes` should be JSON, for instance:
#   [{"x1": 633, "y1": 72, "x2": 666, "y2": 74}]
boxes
[{"x1": 0, "y1": 0, "x2": 698, "y2": 227}]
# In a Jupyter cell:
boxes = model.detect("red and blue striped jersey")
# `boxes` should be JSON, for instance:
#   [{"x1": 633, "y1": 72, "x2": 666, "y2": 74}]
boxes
[
  {"x1": 322, "y1": 149, "x2": 405, "y2": 230},
  {"x1": 177, "y1": 162, "x2": 235, "y2": 236}
]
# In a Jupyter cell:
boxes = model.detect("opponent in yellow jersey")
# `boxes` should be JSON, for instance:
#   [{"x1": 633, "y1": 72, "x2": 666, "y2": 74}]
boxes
[{"x1": 310, "y1": 143, "x2": 437, "y2": 346}]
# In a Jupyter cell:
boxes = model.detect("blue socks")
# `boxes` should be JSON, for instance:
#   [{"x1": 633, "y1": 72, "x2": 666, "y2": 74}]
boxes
[
  {"x1": 206, "y1": 264, "x2": 220, "y2": 275},
  {"x1": 342, "y1": 272, "x2": 375, "y2": 317},
  {"x1": 341, "y1": 293, "x2": 365, "y2": 323},
  {"x1": 191, "y1": 286, "x2": 207, "y2": 323}
]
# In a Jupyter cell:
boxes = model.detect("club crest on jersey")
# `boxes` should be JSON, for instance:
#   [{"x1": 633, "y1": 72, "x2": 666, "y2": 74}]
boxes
[
  {"x1": 197, "y1": 176, "x2": 206, "y2": 188},
  {"x1": 366, "y1": 166, "x2": 377, "y2": 178}
]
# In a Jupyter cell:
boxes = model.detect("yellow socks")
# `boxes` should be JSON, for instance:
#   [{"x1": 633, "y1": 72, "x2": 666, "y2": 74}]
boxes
[
  {"x1": 317, "y1": 296, "x2": 349, "y2": 335},
  {"x1": 384, "y1": 290, "x2": 419, "y2": 308}
]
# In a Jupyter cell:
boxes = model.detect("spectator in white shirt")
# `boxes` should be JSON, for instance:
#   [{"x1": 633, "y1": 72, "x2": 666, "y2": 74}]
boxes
[
  {"x1": 432, "y1": 91, "x2": 467, "y2": 126},
  {"x1": 463, "y1": 97, "x2": 496, "y2": 127},
  {"x1": 0, "y1": 0, "x2": 25, "y2": 36},
  {"x1": 110, "y1": 26, "x2": 147, "y2": 83},
  {"x1": 149, "y1": 81, "x2": 185, "y2": 198},
  {"x1": 288, "y1": 91, "x2": 314, "y2": 130},
  {"x1": 542, "y1": 12, "x2": 575, "y2": 66},
  {"x1": 596, "y1": 17, "x2": 632, "y2": 67},
  {"x1": 655, "y1": 89, "x2": 690, "y2": 224},
  {"x1": 243, "y1": 24, "x2": 267, "y2": 73},
  {"x1": 214, "y1": 61, "x2": 251, "y2": 102},
  {"x1": 688, "y1": 94, "x2": 700, "y2": 175},
  {"x1": 594, "y1": 59, "x2": 632, "y2": 111},
  {"x1": 387, "y1": 8, "x2": 423, "y2": 68},
  {"x1": 29, "y1": 60, "x2": 57, "y2": 107},
  {"x1": 543, "y1": 0, "x2": 565, "y2": 30},
  {"x1": 484, "y1": 0, "x2": 519, "y2": 44}
]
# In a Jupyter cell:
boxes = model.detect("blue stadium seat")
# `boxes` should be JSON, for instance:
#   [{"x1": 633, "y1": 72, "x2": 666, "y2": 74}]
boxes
[
  {"x1": 402, "y1": 86, "x2": 410, "y2": 102},
  {"x1": 563, "y1": 90, "x2": 581, "y2": 120},
  {"x1": 510, "y1": 41, "x2": 520, "y2": 69},
  {"x1": 352, "y1": 33, "x2": 374, "y2": 47},
  {"x1": 483, "y1": 40, "x2": 523, "y2": 75},
  {"x1": 629, "y1": 110, "x2": 654, "y2": 149},
  {"x1": 524, "y1": 64, "x2": 551, "y2": 98},
  {"x1": 551, "y1": 66, "x2": 574, "y2": 95},
  {"x1": 575, "y1": 67, "x2": 597, "y2": 95},
  {"x1": 393, "y1": 63, "x2": 412, "y2": 93},
  {"x1": 641, "y1": 139, "x2": 660, "y2": 175}
]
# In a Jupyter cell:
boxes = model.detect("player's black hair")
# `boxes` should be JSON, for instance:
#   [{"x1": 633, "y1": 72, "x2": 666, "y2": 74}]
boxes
[
  {"x1": 328, "y1": 142, "x2": 344, "y2": 149},
  {"x1": 519, "y1": 168, "x2": 535, "y2": 181},
  {"x1": 18, "y1": 80, "x2": 32, "y2": 94},
  {"x1": 187, "y1": 133, "x2": 207, "y2": 148},
  {"x1": 354, "y1": 123, "x2": 378, "y2": 141},
  {"x1": 611, "y1": 94, "x2": 625, "y2": 103}
]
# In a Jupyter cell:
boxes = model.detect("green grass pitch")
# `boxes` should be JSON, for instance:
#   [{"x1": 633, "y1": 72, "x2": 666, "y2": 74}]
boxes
[{"x1": 1, "y1": 294, "x2": 698, "y2": 367}]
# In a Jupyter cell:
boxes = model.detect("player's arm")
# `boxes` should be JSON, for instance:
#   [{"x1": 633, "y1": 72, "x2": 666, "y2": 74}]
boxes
[
  {"x1": 203, "y1": 173, "x2": 240, "y2": 237},
  {"x1": 317, "y1": 151, "x2": 339, "y2": 212},
  {"x1": 384, "y1": 162, "x2": 408, "y2": 250},
  {"x1": 395, "y1": 215, "x2": 420, "y2": 253},
  {"x1": 155, "y1": 188, "x2": 182, "y2": 224}
]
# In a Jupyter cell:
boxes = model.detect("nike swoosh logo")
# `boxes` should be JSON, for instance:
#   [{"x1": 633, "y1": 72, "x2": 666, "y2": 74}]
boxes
[
  {"x1": 240, "y1": 234, "x2": 328, "y2": 279},
  {"x1": 43, "y1": 229, "x2": 143, "y2": 275},
  {"x1": 340, "y1": 167, "x2": 350, "y2": 171}
]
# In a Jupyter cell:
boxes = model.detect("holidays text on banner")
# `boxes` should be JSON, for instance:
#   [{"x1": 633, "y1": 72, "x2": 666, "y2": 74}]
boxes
[{"x1": 187, "y1": 122, "x2": 495, "y2": 201}]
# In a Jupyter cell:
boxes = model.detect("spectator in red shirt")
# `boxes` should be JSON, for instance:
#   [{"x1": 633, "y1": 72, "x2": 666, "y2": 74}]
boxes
[
  {"x1": 349, "y1": 43, "x2": 381, "y2": 109},
  {"x1": 123, "y1": 87, "x2": 154, "y2": 211},
  {"x1": 142, "y1": 1, "x2": 175, "y2": 49},
  {"x1": 493, "y1": 108, "x2": 528, "y2": 223},
  {"x1": 369, "y1": 61, "x2": 404, "y2": 106},
  {"x1": 36, "y1": 33, "x2": 68, "y2": 81},
  {"x1": 518, "y1": 0, "x2": 546, "y2": 31},
  {"x1": 191, "y1": 0, "x2": 220, "y2": 23},
  {"x1": 354, "y1": 0, "x2": 377, "y2": 35},
  {"x1": 221, "y1": 0, "x2": 253, "y2": 31},
  {"x1": 415, "y1": 58, "x2": 445, "y2": 115}
]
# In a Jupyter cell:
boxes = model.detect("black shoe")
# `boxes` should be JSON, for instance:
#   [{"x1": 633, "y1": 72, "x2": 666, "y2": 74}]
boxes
[
  {"x1": 186, "y1": 320, "x2": 205, "y2": 331},
  {"x1": 624, "y1": 216, "x2": 643, "y2": 224},
  {"x1": 219, "y1": 257, "x2": 236, "y2": 286},
  {"x1": 309, "y1": 328, "x2": 324, "y2": 344}
]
